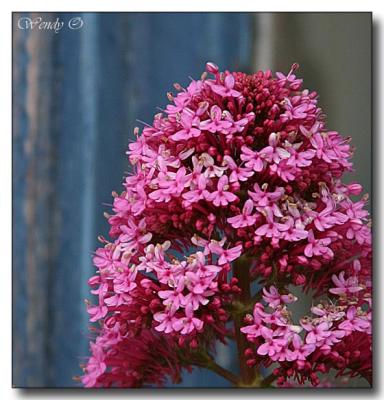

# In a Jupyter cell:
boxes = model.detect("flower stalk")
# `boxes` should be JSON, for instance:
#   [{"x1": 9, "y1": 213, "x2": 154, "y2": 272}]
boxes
[
  {"x1": 233, "y1": 256, "x2": 260, "y2": 386},
  {"x1": 188, "y1": 351, "x2": 239, "y2": 386}
]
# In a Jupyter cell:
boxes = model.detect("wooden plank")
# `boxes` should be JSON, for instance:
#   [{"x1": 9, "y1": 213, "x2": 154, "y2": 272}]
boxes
[
  {"x1": 13, "y1": 12, "x2": 57, "y2": 387},
  {"x1": 47, "y1": 12, "x2": 102, "y2": 387}
]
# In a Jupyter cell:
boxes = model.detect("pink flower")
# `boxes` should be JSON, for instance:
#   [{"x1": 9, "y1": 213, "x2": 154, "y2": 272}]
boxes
[
  {"x1": 185, "y1": 271, "x2": 213, "y2": 294},
  {"x1": 281, "y1": 98, "x2": 310, "y2": 122},
  {"x1": 346, "y1": 222, "x2": 371, "y2": 245},
  {"x1": 257, "y1": 327, "x2": 287, "y2": 357},
  {"x1": 327, "y1": 132, "x2": 352, "y2": 166},
  {"x1": 170, "y1": 110, "x2": 201, "y2": 141},
  {"x1": 87, "y1": 303, "x2": 108, "y2": 322},
  {"x1": 200, "y1": 105, "x2": 233, "y2": 133},
  {"x1": 207, "y1": 175, "x2": 237, "y2": 206},
  {"x1": 149, "y1": 167, "x2": 191, "y2": 202},
  {"x1": 223, "y1": 155, "x2": 254, "y2": 182},
  {"x1": 227, "y1": 199, "x2": 256, "y2": 228},
  {"x1": 310, "y1": 133, "x2": 335, "y2": 163},
  {"x1": 299, "y1": 121, "x2": 322, "y2": 138},
  {"x1": 172, "y1": 304, "x2": 204, "y2": 334},
  {"x1": 166, "y1": 81, "x2": 203, "y2": 114},
  {"x1": 140, "y1": 144, "x2": 180, "y2": 172},
  {"x1": 182, "y1": 174, "x2": 210, "y2": 204},
  {"x1": 113, "y1": 270, "x2": 137, "y2": 293},
  {"x1": 210, "y1": 74, "x2": 241, "y2": 98},
  {"x1": 158, "y1": 281, "x2": 186, "y2": 313},
  {"x1": 344, "y1": 198, "x2": 369, "y2": 220},
  {"x1": 312, "y1": 199, "x2": 344, "y2": 232},
  {"x1": 82, "y1": 342, "x2": 107, "y2": 387},
  {"x1": 304, "y1": 230, "x2": 334, "y2": 259},
  {"x1": 184, "y1": 272, "x2": 215, "y2": 309},
  {"x1": 208, "y1": 241, "x2": 243, "y2": 265},
  {"x1": 303, "y1": 321, "x2": 332, "y2": 345},
  {"x1": 259, "y1": 132, "x2": 291, "y2": 164},
  {"x1": 285, "y1": 145, "x2": 315, "y2": 168},
  {"x1": 241, "y1": 322, "x2": 262, "y2": 341},
  {"x1": 329, "y1": 271, "x2": 363, "y2": 296},
  {"x1": 154, "y1": 311, "x2": 177, "y2": 334},
  {"x1": 198, "y1": 153, "x2": 226, "y2": 178},
  {"x1": 240, "y1": 145, "x2": 264, "y2": 172},
  {"x1": 118, "y1": 218, "x2": 153, "y2": 253},
  {"x1": 338, "y1": 306, "x2": 371, "y2": 333},
  {"x1": 287, "y1": 334, "x2": 316, "y2": 361},
  {"x1": 248, "y1": 183, "x2": 284, "y2": 215},
  {"x1": 281, "y1": 217, "x2": 308, "y2": 242},
  {"x1": 276, "y1": 65, "x2": 303, "y2": 90},
  {"x1": 92, "y1": 248, "x2": 115, "y2": 271},
  {"x1": 104, "y1": 293, "x2": 131, "y2": 307},
  {"x1": 255, "y1": 210, "x2": 290, "y2": 238},
  {"x1": 218, "y1": 245, "x2": 243, "y2": 265},
  {"x1": 222, "y1": 111, "x2": 253, "y2": 135},
  {"x1": 269, "y1": 161, "x2": 296, "y2": 182},
  {"x1": 262, "y1": 286, "x2": 297, "y2": 308},
  {"x1": 262, "y1": 286, "x2": 281, "y2": 308}
]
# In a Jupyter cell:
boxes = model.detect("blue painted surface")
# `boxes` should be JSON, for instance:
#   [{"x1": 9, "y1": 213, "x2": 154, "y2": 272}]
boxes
[{"x1": 13, "y1": 12, "x2": 254, "y2": 387}]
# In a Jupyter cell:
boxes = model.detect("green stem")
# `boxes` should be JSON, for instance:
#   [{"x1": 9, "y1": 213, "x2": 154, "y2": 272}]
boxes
[
  {"x1": 233, "y1": 256, "x2": 259, "y2": 386},
  {"x1": 193, "y1": 361, "x2": 239, "y2": 386},
  {"x1": 178, "y1": 256, "x2": 268, "y2": 387},
  {"x1": 260, "y1": 373, "x2": 277, "y2": 388},
  {"x1": 189, "y1": 351, "x2": 239, "y2": 386}
]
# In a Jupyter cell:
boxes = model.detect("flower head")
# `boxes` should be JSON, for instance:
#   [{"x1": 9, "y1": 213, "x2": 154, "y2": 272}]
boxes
[{"x1": 83, "y1": 62, "x2": 372, "y2": 388}]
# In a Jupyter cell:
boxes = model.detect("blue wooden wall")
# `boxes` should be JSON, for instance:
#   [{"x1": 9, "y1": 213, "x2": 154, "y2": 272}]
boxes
[{"x1": 12, "y1": 12, "x2": 254, "y2": 387}]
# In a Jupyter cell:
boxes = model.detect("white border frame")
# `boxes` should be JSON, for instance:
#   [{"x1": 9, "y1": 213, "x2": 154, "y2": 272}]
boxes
[{"x1": 2, "y1": 1, "x2": 383, "y2": 399}]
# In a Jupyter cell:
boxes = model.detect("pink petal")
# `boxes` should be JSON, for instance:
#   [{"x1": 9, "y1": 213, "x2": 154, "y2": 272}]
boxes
[
  {"x1": 225, "y1": 74, "x2": 235, "y2": 89},
  {"x1": 243, "y1": 199, "x2": 254, "y2": 215},
  {"x1": 257, "y1": 342, "x2": 270, "y2": 356}
]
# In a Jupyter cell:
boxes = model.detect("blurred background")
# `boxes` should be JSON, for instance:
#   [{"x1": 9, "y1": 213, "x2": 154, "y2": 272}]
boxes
[{"x1": 13, "y1": 12, "x2": 371, "y2": 387}]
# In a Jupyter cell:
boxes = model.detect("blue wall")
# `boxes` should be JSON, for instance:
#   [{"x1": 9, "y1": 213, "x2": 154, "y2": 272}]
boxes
[{"x1": 12, "y1": 12, "x2": 254, "y2": 387}]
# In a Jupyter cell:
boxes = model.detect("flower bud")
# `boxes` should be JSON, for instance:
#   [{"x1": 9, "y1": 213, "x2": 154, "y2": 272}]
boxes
[{"x1": 206, "y1": 62, "x2": 219, "y2": 74}]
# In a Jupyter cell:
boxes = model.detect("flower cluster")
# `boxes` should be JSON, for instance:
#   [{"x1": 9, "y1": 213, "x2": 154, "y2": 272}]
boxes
[
  {"x1": 82, "y1": 326, "x2": 187, "y2": 388},
  {"x1": 81, "y1": 62, "x2": 372, "y2": 387},
  {"x1": 241, "y1": 265, "x2": 372, "y2": 386}
]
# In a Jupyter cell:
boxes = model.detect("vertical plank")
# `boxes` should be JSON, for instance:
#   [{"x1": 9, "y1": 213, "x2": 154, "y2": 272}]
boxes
[
  {"x1": 13, "y1": 13, "x2": 30, "y2": 388},
  {"x1": 47, "y1": 12, "x2": 101, "y2": 387},
  {"x1": 13, "y1": 12, "x2": 57, "y2": 387}
]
